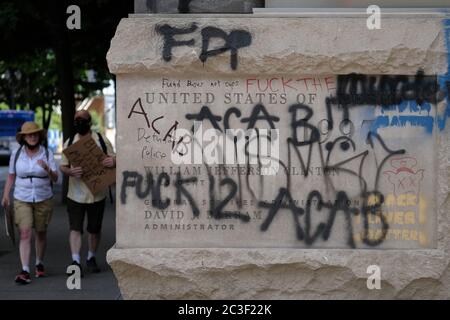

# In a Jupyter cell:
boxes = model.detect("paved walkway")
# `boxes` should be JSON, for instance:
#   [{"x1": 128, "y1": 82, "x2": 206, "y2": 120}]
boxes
[{"x1": 0, "y1": 165, "x2": 121, "y2": 300}]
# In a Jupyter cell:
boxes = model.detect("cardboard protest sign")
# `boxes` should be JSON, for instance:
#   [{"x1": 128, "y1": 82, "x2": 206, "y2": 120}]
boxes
[{"x1": 63, "y1": 136, "x2": 115, "y2": 194}]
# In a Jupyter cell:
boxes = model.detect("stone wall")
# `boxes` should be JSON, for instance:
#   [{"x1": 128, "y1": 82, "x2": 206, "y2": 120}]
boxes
[
  {"x1": 107, "y1": 15, "x2": 450, "y2": 299},
  {"x1": 134, "y1": 0, "x2": 264, "y2": 13}
]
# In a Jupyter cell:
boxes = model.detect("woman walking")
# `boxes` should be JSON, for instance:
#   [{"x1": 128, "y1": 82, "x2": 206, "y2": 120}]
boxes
[{"x1": 1, "y1": 122, "x2": 58, "y2": 284}]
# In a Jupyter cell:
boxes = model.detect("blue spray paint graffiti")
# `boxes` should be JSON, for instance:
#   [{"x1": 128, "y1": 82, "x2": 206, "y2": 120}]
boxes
[
  {"x1": 370, "y1": 19, "x2": 450, "y2": 135},
  {"x1": 371, "y1": 115, "x2": 434, "y2": 134},
  {"x1": 381, "y1": 100, "x2": 432, "y2": 115}
]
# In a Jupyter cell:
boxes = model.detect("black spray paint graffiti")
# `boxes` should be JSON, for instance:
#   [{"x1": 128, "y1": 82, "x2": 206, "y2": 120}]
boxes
[
  {"x1": 326, "y1": 71, "x2": 446, "y2": 128},
  {"x1": 122, "y1": 102, "x2": 406, "y2": 248},
  {"x1": 156, "y1": 23, "x2": 252, "y2": 70},
  {"x1": 155, "y1": 24, "x2": 198, "y2": 63},
  {"x1": 199, "y1": 27, "x2": 252, "y2": 70},
  {"x1": 259, "y1": 189, "x2": 360, "y2": 248},
  {"x1": 333, "y1": 71, "x2": 444, "y2": 107},
  {"x1": 121, "y1": 170, "x2": 251, "y2": 222},
  {"x1": 119, "y1": 70, "x2": 448, "y2": 248},
  {"x1": 128, "y1": 97, "x2": 180, "y2": 150}
]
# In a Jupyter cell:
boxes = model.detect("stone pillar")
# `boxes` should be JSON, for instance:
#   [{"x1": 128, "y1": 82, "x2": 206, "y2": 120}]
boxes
[
  {"x1": 265, "y1": 0, "x2": 450, "y2": 8},
  {"x1": 107, "y1": 14, "x2": 450, "y2": 299},
  {"x1": 134, "y1": 0, "x2": 265, "y2": 14}
]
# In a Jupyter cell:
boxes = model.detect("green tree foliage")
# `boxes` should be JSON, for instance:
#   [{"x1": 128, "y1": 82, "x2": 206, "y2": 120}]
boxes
[{"x1": 0, "y1": 0, "x2": 132, "y2": 133}]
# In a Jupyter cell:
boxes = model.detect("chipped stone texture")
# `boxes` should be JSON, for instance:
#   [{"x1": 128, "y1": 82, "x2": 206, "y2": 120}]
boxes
[
  {"x1": 107, "y1": 247, "x2": 450, "y2": 299},
  {"x1": 107, "y1": 16, "x2": 448, "y2": 76}
]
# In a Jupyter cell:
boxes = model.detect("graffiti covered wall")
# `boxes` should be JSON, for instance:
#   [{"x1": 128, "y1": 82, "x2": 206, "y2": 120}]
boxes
[
  {"x1": 117, "y1": 72, "x2": 446, "y2": 249},
  {"x1": 112, "y1": 18, "x2": 450, "y2": 250}
]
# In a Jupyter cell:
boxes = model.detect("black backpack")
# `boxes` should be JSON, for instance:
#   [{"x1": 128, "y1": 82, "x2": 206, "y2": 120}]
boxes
[
  {"x1": 68, "y1": 132, "x2": 113, "y2": 203},
  {"x1": 13, "y1": 145, "x2": 53, "y2": 189}
]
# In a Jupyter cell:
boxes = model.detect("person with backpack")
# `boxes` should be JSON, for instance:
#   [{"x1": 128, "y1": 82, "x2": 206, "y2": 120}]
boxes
[
  {"x1": 59, "y1": 110, "x2": 115, "y2": 275},
  {"x1": 1, "y1": 122, "x2": 58, "y2": 284}
]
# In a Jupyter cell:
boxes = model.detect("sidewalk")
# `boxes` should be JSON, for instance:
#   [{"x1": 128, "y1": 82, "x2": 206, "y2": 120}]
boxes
[{"x1": 0, "y1": 181, "x2": 121, "y2": 300}]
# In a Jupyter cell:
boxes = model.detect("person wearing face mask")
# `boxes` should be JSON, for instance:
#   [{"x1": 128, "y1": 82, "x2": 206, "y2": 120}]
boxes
[
  {"x1": 1, "y1": 122, "x2": 58, "y2": 284},
  {"x1": 59, "y1": 110, "x2": 115, "y2": 275}
]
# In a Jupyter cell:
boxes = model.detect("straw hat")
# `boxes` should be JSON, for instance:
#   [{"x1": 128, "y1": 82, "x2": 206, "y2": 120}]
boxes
[{"x1": 16, "y1": 121, "x2": 46, "y2": 143}]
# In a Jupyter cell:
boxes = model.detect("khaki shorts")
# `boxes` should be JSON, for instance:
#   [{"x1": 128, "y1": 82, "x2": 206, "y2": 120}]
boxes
[{"x1": 14, "y1": 198, "x2": 54, "y2": 232}]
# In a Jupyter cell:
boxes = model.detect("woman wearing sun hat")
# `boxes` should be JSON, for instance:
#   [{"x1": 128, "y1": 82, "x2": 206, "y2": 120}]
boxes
[{"x1": 1, "y1": 121, "x2": 58, "y2": 284}]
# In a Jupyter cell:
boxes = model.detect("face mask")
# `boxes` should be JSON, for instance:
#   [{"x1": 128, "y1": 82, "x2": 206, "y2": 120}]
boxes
[
  {"x1": 24, "y1": 141, "x2": 39, "y2": 150},
  {"x1": 74, "y1": 119, "x2": 91, "y2": 135}
]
